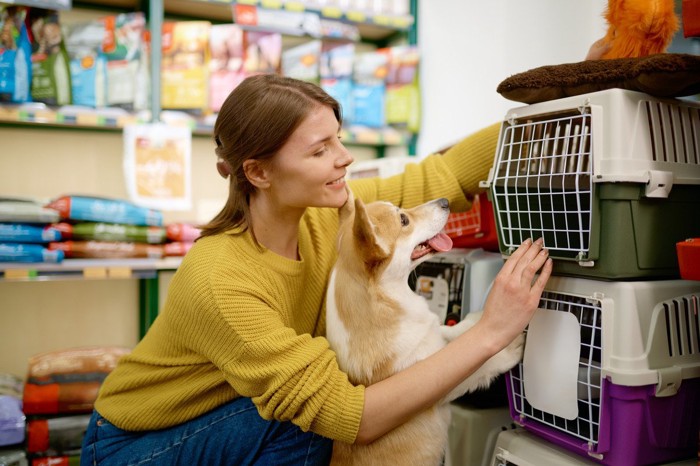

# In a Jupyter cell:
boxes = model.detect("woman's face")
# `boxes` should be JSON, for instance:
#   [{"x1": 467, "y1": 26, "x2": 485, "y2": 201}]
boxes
[{"x1": 267, "y1": 104, "x2": 354, "y2": 210}]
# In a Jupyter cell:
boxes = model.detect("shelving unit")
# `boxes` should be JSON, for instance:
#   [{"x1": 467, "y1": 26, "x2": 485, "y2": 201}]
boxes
[{"x1": 0, "y1": 0, "x2": 419, "y2": 378}]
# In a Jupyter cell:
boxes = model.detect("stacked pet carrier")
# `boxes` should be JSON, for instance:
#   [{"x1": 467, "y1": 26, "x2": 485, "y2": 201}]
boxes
[{"x1": 481, "y1": 88, "x2": 700, "y2": 466}]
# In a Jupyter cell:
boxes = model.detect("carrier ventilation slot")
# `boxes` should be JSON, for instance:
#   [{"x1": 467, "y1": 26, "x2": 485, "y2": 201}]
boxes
[
  {"x1": 645, "y1": 101, "x2": 700, "y2": 165},
  {"x1": 663, "y1": 294, "x2": 700, "y2": 358},
  {"x1": 510, "y1": 290, "x2": 603, "y2": 446},
  {"x1": 493, "y1": 112, "x2": 593, "y2": 260}
]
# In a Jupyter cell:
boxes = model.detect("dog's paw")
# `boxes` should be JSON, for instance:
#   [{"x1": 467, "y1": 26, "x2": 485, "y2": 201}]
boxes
[{"x1": 490, "y1": 333, "x2": 525, "y2": 374}]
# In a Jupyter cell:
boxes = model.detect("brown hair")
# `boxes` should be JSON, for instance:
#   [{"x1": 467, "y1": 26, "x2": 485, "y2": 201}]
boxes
[{"x1": 199, "y1": 74, "x2": 342, "y2": 238}]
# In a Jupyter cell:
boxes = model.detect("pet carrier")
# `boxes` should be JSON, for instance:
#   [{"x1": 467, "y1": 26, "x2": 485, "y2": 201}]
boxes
[
  {"x1": 506, "y1": 276, "x2": 700, "y2": 466},
  {"x1": 489, "y1": 428, "x2": 696, "y2": 466},
  {"x1": 409, "y1": 248, "x2": 503, "y2": 324},
  {"x1": 444, "y1": 192, "x2": 500, "y2": 252},
  {"x1": 448, "y1": 404, "x2": 514, "y2": 466},
  {"x1": 482, "y1": 88, "x2": 700, "y2": 279}
]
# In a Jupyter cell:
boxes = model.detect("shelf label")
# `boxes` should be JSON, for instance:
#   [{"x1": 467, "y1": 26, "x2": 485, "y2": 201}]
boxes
[
  {"x1": 108, "y1": 267, "x2": 132, "y2": 279},
  {"x1": 83, "y1": 267, "x2": 108, "y2": 279},
  {"x1": 284, "y1": 1, "x2": 304, "y2": 12},
  {"x1": 4, "y1": 269, "x2": 33, "y2": 280},
  {"x1": 346, "y1": 10, "x2": 366, "y2": 23},
  {"x1": 260, "y1": 0, "x2": 282, "y2": 9},
  {"x1": 321, "y1": 6, "x2": 343, "y2": 18}
]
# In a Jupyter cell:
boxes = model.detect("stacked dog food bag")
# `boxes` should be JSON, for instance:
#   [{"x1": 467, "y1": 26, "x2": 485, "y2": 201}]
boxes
[
  {"x1": 45, "y1": 195, "x2": 166, "y2": 260},
  {"x1": 0, "y1": 199, "x2": 63, "y2": 264},
  {"x1": 163, "y1": 222, "x2": 200, "y2": 257},
  {"x1": 0, "y1": 374, "x2": 26, "y2": 465},
  {"x1": 21, "y1": 347, "x2": 130, "y2": 465},
  {"x1": 483, "y1": 88, "x2": 700, "y2": 465}
]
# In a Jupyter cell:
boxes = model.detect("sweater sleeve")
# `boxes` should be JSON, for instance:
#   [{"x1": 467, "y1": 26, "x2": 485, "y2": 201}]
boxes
[{"x1": 348, "y1": 122, "x2": 500, "y2": 212}]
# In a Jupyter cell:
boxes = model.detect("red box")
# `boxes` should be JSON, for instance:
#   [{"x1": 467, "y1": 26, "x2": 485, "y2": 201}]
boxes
[
  {"x1": 444, "y1": 192, "x2": 499, "y2": 251},
  {"x1": 683, "y1": 0, "x2": 700, "y2": 37},
  {"x1": 676, "y1": 238, "x2": 700, "y2": 280}
]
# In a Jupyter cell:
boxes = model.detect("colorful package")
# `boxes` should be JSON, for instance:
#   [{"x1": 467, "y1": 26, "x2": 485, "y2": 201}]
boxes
[
  {"x1": 242, "y1": 30, "x2": 281, "y2": 74},
  {"x1": 49, "y1": 240, "x2": 164, "y2": 259},
  {"x1": 381, "y1": 45, "x2": 420, "y2": 131},
  {"x1": 282, "y1": 40, "x2": 321, "y2": 83},
  {"x1": 321, "y1": 77, "x2": 353, "y2": 123},
  {"x1": 53, "y1": 222, "x2": 166, "y2": 244},
  {"x1": 209, "y1": 24, "x2": 245, "y2": 112},
  {"x1": 65, "y1": 20, "x2": 107, "y2": 108},
  {"x1": 0, "y1": 223, "x2": 61, "y2": 243},
  {"x1": 165, "y1": 222, "x2": 201, "y2": 242},
  {"x1": 0, "y1": 243, "x2": 63, "y2": 263},
  {"x1": 0, "y1": 6, "x2": 32, "y2": 103},
  {"x1": 163, "y1": 241, "x2": 193, "y2": 257},
  {"x1": 161, "y1": 21, "x2": 211, "y2": 111},
  {"x1": 320, "y1": 42, "x2": 354, "y2": 79},
  {"x1": 23, "y1": 346, "x2": 130, "y2": 416},
  {"x1": 45, "y1": 196, "x2": 163, "y2": 226},
  {"x1": 351, "y1": 51, "x2": 387, "y2": 127},
  {"x1": 0, "y1": 198, "x2": 59, "y2": 224},
  {"x1": 0, "y1": 395, "x2": 24, "y2": 447},
  {"x1": 102, "y1": 12, "x2": 146, "y2": 110},
  {"x1": 26, "y1": 414, "x2": 90, "y2": 455},
  {"x1": 28, "y1": 9, "x2": 72, "y2": 106}
]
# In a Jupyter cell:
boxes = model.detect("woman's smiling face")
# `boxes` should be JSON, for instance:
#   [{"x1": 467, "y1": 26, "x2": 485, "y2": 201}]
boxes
[{"x1": 267, "y1": 104, "x2": 354, "y2": 210}]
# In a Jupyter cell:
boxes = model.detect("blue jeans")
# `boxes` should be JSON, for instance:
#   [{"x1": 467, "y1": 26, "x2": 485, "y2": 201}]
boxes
[{"x1": 80, "y1": 397, "x2": 333, "y2": 466}]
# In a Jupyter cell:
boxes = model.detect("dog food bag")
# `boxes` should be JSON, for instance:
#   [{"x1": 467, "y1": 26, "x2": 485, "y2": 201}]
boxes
[
  {"x1": 102, "y1": 12, "x2": 145, "y2": 110},
  {"x1": 165, "y1": 222, "x2": 201, "y2": 242},
  {"x1": 161, "y1": 21, "x2": 211, "y2": 111},
  {"x1": 0, "y1": 395, "x2": 25, "y2": 447},
  {"x1": 23, "y1": 346, "x2": 130, "y2": 415},
  {"x1": 282, "y1": 40, "x2": 322, "y2": 84},
  {"x1": 49, "y1": 240, "x2": 164, "y2": 259},
  {"x1": 0, "y1": 243, "x2": 64, "y2": 263},
  {"x1": 28, "y1": 9, "x2": 72, "y2": 106},
  {"x1": 209, "y1": 24, "x2": 245, "y2": 112},
  {"x1": 26, "y1": 414, "x2": 91, "y2": 455},
  {"x1": 0, "y1": 6, "x2": 32, "y2": 103},
  {"x1": 0, "y1": 198, "x2": 60, "y2": 224},
  {"x1": 53, "y1": 222, "x2": 166, "y2": 244},
  {"x1": 45, "y1": 195, "x2": 163, "y2": 226},
  {"x1": 163, "y1": 241, "x2": 193, "y2": 257},
  {"x1": 0, "y1": 223, "x2": 61, "y2": 243},
  {"x1": 65, "y1": 20, "x2": 107, "y2": 108}
]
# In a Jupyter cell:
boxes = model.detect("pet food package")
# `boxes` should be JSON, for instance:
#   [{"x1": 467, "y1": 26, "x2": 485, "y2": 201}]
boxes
[
  {"x1": 165, "y1": 222, "x2": 201, "y2": 242},
  {"x1": 0, "y1": 199, "x2": 60, "y2": 224},
  {"x1": 242, "y1": 31, "x2": 282, "y2": 75},
  {"x1": 53, "y1": 222, "x2": 166, "y2": 244},
  {"x1": 381, "y1": 45, "x2": 420, "y2": 131},
  {"x1": 0, "y1": 373, "x2": 23, "y2": 398},
  {"x1": 351, "y1": 51, "x2": 387, "y2": 128},
  {"x1": 0, "y1": 243, "x2": 64, "y2": 263},
  {"x1": 282, "y1": 40, "x2": 321, "y2": 83},
  {"x1": 208, "y1": 24, "x2": 245, "y2": 112},
  {"x1": 163, "y1": 241, "x2": 193, "y2": 257},
  {"x1": 23, "y1": 346, "x2": 130, "y2": 415},
  {"x1": 0, "y1": 6, "x2": 32, "y2": 103},
  {"x1": 45, "y1": 196, "x2": 163, "y2": 227},
  {"x1": 0, "y1": 395, "x2": 25, "y2": 447},
  {"x1": 161, "y1": 21, "x2": 211, "y2": 111},
  {"x1": 26, "y1": 414, "x2": 90, "y2": 455},
  {"x1": 48, "y1": 240, "x2": 164, "y2": 259},
  {"x1": 0, "y1": 224, "x2": 61, "y2": 243},
  {"x1": 28, "y1": 9, "x2": 72, "y2": 106},
  {"x1": 102, "y1": 12, "x2": 146, "y2": 110},
  {"x1": 65, "y1": 20, "x2": 107, "y2": 108},
  {"x1": 320, "y1": 42, "x2": 354, "y2": 122}
]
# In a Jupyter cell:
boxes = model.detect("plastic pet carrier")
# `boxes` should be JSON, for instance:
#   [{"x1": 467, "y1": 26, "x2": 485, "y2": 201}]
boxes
[
  {"x1": 444, "y1": 192, "x2": 499, "y2": 252},
  {"x1": 482, "y1": 89, "x2": 700, "y2": 279},
  {"x1": 506, "y1": 276, "x2": 700, "y2": 466},
  {"x1": 408, "y1": 248, "x2": 503, "y2": 324}
]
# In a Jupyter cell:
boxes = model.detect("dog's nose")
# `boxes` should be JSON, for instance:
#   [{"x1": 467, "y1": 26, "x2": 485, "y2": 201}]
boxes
[{"x1": 438, "y1": 198, "x2": 449, "y2": 210}]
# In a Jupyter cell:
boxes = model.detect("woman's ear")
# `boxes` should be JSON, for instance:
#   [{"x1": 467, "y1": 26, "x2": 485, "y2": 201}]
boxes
[{"x1": 243, "y1": 159, "x2": 270, "y2": 189}]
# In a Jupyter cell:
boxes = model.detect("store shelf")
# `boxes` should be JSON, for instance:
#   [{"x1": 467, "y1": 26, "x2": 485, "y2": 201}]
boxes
[
  {"x1": 0, "y1": 257, "x2": 182, "y2": 281},
  {"x1": 0, "y1": 104, "x2": 145, "y2": 131}
]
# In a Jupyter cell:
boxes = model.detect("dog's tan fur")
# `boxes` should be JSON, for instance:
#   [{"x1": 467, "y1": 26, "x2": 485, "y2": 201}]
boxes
[{"x1": 326, "y1": 191, "x2": 524, "y2": 466}]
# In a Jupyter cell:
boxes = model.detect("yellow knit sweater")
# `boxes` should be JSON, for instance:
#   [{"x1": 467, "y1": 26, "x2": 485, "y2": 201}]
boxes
[{"x1": 95, "y1": 123, "x2": 500, "y2": 444}]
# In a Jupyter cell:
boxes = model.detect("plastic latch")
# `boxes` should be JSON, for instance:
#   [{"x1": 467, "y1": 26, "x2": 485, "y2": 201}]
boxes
[
  {"x1": 655, "y1": 367, "x2": 682, "y2": 397},
  {"x1": 645, "y1": 170, "x2": 674, "y2": 198}
]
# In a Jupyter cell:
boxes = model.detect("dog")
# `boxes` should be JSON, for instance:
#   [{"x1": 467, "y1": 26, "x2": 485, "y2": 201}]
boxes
[{"x1": 325, "y1": 191, "x2": 525, "y2": 466}]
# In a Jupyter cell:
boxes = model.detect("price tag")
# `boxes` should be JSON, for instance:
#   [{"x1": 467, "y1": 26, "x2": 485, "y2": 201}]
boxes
[
  {"x1": 83, "y1": 267, "x2": 108, "y2": 279},
  {"x1": 4, "y1": 269, "x2": 31, "y2": 280},
  {"x1": 108, "y1": 267, "x2": 133, "y2": 279}
]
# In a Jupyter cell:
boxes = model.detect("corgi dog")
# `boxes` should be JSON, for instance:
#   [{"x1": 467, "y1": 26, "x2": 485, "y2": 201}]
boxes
[{"x1": 325, "y1": 191, "x2": 525, "y2": 466}]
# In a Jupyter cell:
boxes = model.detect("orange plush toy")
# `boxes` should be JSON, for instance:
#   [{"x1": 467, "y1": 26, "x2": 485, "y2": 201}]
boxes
[{"x1": 587, "y1": 0, "x2": 680, "y2": 59}]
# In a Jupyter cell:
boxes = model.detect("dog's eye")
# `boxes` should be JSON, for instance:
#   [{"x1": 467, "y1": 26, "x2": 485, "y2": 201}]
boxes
[{"x1": 400, "y1": 213, "x2": 409, "y2": 227}]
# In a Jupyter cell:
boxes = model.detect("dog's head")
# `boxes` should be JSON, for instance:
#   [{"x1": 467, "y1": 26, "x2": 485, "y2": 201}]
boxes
[{"x1": 337, "y1": 189, "x2": 453, "y2": 282}]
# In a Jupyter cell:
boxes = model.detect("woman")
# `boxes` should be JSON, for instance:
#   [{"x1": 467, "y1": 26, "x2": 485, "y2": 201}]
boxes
[{"x1": 81, "y1": 74, "x2": 552, "y2": 466}]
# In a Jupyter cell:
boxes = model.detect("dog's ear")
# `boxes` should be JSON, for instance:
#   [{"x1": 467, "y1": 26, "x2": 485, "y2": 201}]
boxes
[{"x1": 353, "y1": 198, "x2": 390, "y2": 264}]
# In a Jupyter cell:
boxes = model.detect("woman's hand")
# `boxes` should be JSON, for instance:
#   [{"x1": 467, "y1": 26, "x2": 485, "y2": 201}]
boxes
[{"x1": 479, "y1": 238, "x2": 553, "y2": 349}]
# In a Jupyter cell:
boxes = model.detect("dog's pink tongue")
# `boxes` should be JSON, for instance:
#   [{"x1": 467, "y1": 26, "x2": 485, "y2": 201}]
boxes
[{"x1": 428, "y1": 232, "x2": 453, "y2": 252}]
